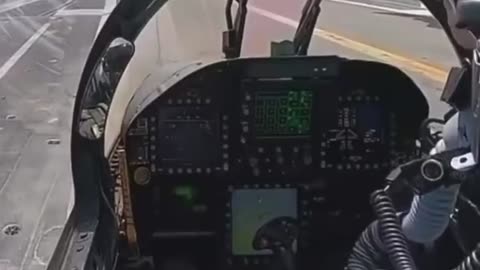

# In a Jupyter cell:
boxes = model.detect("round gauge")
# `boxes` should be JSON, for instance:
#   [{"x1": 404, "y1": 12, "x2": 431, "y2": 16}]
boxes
[{"x1": 133, "y1": 166, "x2": 151, "y2": 185}]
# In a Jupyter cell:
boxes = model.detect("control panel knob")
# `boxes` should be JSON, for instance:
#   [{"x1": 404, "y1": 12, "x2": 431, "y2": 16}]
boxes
[{"x1": 133, "y1": 166, "x2": 151, "y2": 186}]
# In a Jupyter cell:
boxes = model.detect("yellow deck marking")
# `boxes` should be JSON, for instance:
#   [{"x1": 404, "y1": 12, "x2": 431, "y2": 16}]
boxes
[{"x1": 249, "y1": 5, "x2": 449, "y2": 83}]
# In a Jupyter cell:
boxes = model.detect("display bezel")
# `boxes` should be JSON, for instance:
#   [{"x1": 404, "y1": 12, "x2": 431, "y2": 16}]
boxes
[
  {"x1": 224, "y1": 184, "x2": 307, "y2": 266},
  {"x1": 239, "y1": 79, "x2": 330, "y2": 141},
  {"x1": 319, "y1": 94, "x2": 394, "y2": 171},
  {"x1": 236, "y1": 79, "x2": 337, "y2": 178},
  {"x1": 147, "y1": 104, "x2": 230, "y2": 175}
]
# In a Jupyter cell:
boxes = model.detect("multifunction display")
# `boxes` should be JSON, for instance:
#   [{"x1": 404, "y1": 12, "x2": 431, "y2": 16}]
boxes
[{"x1": 254, "y1": 90, "x2": 313, "y2": 138}]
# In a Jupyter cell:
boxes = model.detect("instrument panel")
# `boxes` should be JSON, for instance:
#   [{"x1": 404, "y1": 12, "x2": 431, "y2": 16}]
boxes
[
  {"x1": 126, "y1": 65, "x2": 421, "y2": 181},
  {"x1": 123, "y1": 56, "x2": 428, "y2": 270}
]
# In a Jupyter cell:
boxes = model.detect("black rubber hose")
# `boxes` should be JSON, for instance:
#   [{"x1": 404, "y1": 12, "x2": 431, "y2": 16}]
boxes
[
  {"x1": 452, "y1": 245, "x2": 480, "y2": 270},
  {"x1": 347, "y1": 219, "x2": 387, "y2": 270},
  {"x1": 346, "y1": 190, "x2": 417, "y2": 270},
  {"x1": 348, "y1": 189, "x2": 480, "y2": 270},
  {"x1": 371, "y1": 190, "x2": 417, "y2": 270}
]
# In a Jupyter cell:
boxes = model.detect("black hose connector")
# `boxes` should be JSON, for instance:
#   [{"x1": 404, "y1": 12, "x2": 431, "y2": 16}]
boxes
[
  {"x1": 371, "y1": 189, "x2": 417, "y2": 270},
  {"x1": 453, "y1": 244, "x2": 480, "y2": 270}
]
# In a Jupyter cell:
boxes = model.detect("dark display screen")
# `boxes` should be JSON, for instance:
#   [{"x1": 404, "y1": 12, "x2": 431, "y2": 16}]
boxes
[
  {"x1": 231, "y1": 188, "x2": 297, "y2": 255},
  {"x1": 254, "y1": 90, "x2": 313, "y2": 138},
  {"x1": 157, "y1": 107, "x2": 220, "y2": 166},
  {"x1": 321, "y1": 97, "x2": 388, "y2": 169}
]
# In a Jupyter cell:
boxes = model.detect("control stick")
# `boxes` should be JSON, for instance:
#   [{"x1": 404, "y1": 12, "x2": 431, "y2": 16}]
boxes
[{"x1": 252, "y1": 217, "x2": 299, "y2": 270}]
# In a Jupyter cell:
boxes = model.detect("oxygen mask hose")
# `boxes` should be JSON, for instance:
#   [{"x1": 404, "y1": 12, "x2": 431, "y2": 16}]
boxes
[
  {"x1": 401, "y1": 184, "x2": 460, "y2": 244},
  {"x1": 371, "y1": 190, "x2": 417, "y2": 270},
  {"x1": 453, "y1": 244, "x2": 480, "y2": 270},
  {"x1": 346, "y1": 190, "x2": 417, "y2": 270}
]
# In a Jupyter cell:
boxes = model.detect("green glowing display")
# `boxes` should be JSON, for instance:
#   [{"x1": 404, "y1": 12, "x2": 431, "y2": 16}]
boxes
[
  {"x1": 254, "y1": 90, "x2": 313, "y2": 137},
  {"x1": 174, "y1": 185, "x2": 196, "y2": 203}
]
